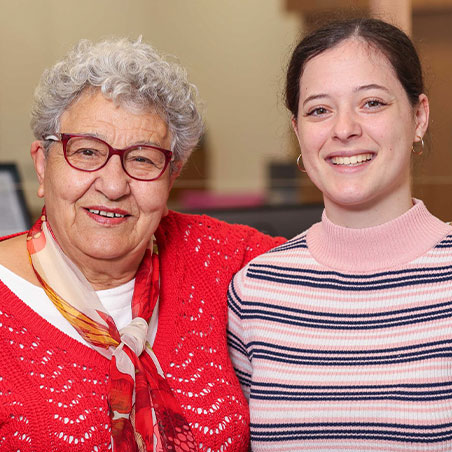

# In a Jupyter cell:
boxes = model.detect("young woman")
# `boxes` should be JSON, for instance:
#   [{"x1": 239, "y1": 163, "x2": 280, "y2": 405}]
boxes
[{"x1": 228, "y1": 18, "x2": 452, "y2": 451}]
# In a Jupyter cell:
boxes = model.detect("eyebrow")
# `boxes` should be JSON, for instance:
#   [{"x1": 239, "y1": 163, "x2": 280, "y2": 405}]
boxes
[
  {"x1": 133, "y1": 140, "x2": 163, "y2": 147},
  {"x1": 75, "y1": 132, "x2": 163, "y2": 148},
  {"x1": 302, "y1": 84, "x2": 390, "y2": 107},
  {"x1": 354, "y1": 83, "x2": 390, "y2": 93},
  {"x1": 302, "y1": 93, "x2": 329, "y2": 107}
]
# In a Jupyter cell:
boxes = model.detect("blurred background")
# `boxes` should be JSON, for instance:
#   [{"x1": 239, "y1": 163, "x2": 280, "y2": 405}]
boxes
[{"x1": 1, "y1": 0, "x2": 451, "y2": 238}]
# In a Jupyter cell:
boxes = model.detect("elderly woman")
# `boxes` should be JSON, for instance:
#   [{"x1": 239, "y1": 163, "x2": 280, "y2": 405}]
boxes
[{"x1": 0, "y1": 38, "x2": 283, "y2": 451}]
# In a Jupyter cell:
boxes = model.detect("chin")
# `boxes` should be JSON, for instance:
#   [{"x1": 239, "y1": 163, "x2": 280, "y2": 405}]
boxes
[
  {"x1": 327, "y1": 183, "x2": 373, "y2": 203},
  {"x1": 77, "y1": 240, "x2": 133, "y2": 261},
  {"x1": 326, "y1": 192, "x2": 377, "y2": 211}
]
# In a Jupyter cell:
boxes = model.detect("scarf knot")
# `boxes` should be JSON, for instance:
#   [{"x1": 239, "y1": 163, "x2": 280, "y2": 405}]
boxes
[{"x1": 119, "y1": 317, "x2": 149, "y2": 356}]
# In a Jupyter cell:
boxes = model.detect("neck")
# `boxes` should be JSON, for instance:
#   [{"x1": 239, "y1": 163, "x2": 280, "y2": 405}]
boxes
[
  {"x1": 323, "y1": 190, "x2": 413, "y2": 228},
  {"x1": 62, "y1": 247, "x2": 144, "y2": 290},
  {"x1": 307, "y1": 199, "x2": 451, "y2": 272},
  {"x1": 80, "y1": 259, "x2": 141, "y2": 290}
]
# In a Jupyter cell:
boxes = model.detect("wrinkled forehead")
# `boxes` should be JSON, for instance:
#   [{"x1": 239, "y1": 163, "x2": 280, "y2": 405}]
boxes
[
  {"x1": 57, "y1": 89, "x2": 171, "y2": 150},
  {"x1": 67, "y1": 86, "x2": 165, "y2": 120}
]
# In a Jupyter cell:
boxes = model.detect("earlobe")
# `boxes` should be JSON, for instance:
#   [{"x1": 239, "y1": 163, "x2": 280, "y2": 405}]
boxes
[{"x1": 30, "y1": 140, "x2": 46, "y2": 199}]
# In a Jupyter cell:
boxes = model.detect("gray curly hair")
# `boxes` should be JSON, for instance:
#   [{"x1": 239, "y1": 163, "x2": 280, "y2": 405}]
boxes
[{"x1": 30, "y1": 37, "x2": 203, "y2": 169}]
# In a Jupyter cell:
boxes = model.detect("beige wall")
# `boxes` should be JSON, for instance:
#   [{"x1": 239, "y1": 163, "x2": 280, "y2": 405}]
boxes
[{"x1": 0, "y1": 0, "x2": 300, "y2": 216}]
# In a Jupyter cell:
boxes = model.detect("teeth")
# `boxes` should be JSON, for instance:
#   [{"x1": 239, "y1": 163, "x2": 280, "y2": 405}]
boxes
[
  {"x1": 331, "y1": 153, "x2": 372, "y2": 166},
  {"x1": 88, "y1": 209, "x2": 125, "y2": 218}
]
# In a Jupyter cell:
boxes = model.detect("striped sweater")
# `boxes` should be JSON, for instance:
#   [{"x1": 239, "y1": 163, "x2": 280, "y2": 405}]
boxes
[{"x1": 228, "y1": 200, "x2": 452, "y2": 451}]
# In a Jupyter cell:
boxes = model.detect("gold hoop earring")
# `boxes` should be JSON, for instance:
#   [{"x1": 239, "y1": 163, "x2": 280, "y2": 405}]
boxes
[
  {"x1": 412, "y1": 136, "x2": 425, "y2": 155},
  {"x1": 296, "y1": 154, "x2": 306, "y2": 173}
]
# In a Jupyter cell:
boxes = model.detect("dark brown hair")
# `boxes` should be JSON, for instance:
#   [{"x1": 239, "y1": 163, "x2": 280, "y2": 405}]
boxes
[{"x1": 286, "y1": 18, "x2": 424, "y2": 117}]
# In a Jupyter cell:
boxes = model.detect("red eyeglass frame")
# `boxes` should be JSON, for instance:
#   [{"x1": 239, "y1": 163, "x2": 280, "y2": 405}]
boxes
[{"x1": 44, "y1": 133, "x2": 174, "y2": 181}]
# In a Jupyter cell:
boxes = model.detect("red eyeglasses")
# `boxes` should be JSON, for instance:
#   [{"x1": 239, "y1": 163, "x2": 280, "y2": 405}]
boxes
[{"x1": 45, "y1": 133, "x2": 173, "y2": 181}]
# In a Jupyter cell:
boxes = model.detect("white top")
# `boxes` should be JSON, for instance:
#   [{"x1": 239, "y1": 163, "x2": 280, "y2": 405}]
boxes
[{"x1": 0, "y1": 264, "x2": 158, "y2": 347}]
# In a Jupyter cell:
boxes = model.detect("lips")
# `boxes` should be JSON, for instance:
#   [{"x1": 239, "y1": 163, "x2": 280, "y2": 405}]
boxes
[
  {"x1": 84, "y1": 206, "x2": 130, "y2": 220},
  {"x1": 330, "y1": 153, "x2": 374, "y2": 166},
  {"x1": 88, "y1": 209, "x2": 126, "y2": 218}
]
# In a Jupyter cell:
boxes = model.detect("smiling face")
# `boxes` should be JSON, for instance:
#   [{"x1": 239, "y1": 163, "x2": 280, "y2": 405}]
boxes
[
  {"x1": 31, "y1": 89, "x2": 177, "y2": 283},
  {"x1": 293, "y1": 38, "x2": 429, "y2": 227}
]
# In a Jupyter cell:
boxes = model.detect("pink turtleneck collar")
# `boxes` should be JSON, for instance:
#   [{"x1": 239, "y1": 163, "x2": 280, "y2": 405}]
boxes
[{"x1": 306, "y1": 199, "x2": 452, "y2": 273}]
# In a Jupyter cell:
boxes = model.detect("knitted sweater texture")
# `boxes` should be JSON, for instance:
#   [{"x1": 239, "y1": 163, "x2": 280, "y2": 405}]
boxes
[
  {"x1": 0, "y1": 211, "x2": 284, "y2": 452},
  {"x1": 228, "y1": 201, "x2": 452, "y2": 451}
]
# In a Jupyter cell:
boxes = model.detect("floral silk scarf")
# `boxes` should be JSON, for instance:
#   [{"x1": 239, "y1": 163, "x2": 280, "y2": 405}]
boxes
[{"x1": 27, "y1": 211, "x2": 196, "y2": 452}]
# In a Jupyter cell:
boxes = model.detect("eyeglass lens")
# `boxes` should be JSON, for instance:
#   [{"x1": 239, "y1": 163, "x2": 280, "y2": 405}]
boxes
[{"x1": 65, "y1": 136, "x2": 168, "y2": 180}]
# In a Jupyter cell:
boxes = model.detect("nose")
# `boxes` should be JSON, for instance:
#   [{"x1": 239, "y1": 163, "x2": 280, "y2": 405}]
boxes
[
  {"x1": 93, "y1": 155, "x2": 131, "y2": 200},
  {"x1": 332, "y1": 108, "x2": 362, "y2": 142}
]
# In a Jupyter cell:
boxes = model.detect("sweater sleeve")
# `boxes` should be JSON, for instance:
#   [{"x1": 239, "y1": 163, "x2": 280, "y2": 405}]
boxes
[
  {"x1": 227, "y1": 266, "x2": 253, "y2": 400},
  {"x1": 227, "y1": 229, "x2": 285, "y2": 399}
]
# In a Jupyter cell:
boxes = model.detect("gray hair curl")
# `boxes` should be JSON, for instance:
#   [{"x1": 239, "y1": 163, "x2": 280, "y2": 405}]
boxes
[{"x1": 30, "y1": 37, "x2": 203, "y2": 168}]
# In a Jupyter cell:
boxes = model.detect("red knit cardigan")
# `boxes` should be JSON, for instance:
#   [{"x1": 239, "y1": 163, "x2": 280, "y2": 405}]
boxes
[{"x1": 0, "y1": 211, "x2": 285, "y2": 451}]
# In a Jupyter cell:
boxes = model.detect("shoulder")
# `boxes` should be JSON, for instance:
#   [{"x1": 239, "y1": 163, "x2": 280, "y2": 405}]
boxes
[
  {"x1": 230, "y1": 228, "x2": 310, "y2": 286},
  {"x1": 156, "y1": 211, "x2": 286, "y2": 277},
  {"x1": 159, "y1": 210, "x2": 258, "y2": 234},
  {"x1": 0, "y1": 233, "x2": 39, "y2": 285},
  {"x1": 158, "y1": 210, "x2": 285, "y2": 251},
  {"x1": 243, "y1": 228, "x2": 309, "y2": 265}
]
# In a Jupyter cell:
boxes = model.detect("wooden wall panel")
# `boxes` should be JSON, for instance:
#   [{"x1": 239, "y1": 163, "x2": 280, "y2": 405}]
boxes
[{"x1": 412, "y1": 11, "x2": 452, "y2": 220}]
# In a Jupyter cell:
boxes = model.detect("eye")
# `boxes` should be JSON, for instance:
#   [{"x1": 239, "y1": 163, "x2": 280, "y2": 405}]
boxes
[
  {"x1": 78, "y1": 148, "x2": 96, "y2": 156},
  {"x1": 131, "y1": 155, "x2": 156, "y2": 165},
  {"x1": 363, "y1": 99, "x2": 387, "y2": 109},
  {"x1": 126, "y1": 152, "x2": 164, "y2": 169},
  {"x1": 306, "y1": 106, "x2": 330, "y2": 117},
  {"x1": 71, "y1": 147, "x2": 102, "y2": 158},
  {"x1": 132, "y1": 155, "x2": 148, "y2": 162}
]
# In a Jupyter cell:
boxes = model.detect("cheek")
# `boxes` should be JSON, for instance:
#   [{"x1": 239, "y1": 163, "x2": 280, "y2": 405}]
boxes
[
  {"x1": 379, "y1": 127, "x2": 411, "y2": 159},
  {"x1": 44, "y1": 157, "x2": 91, "y2": 197},
  {"x1": 299, "y1": 123, "x2": 327, "y2": 153},
  {"x1": 370, "y1": 110, "x2": 415, "y2": 146},
  {"x1": 43, "y1": 172, "x2": 97, "y2": 219},
  {"x1": 133, "y1": 182, "x2": 171, "y2": 215}
]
